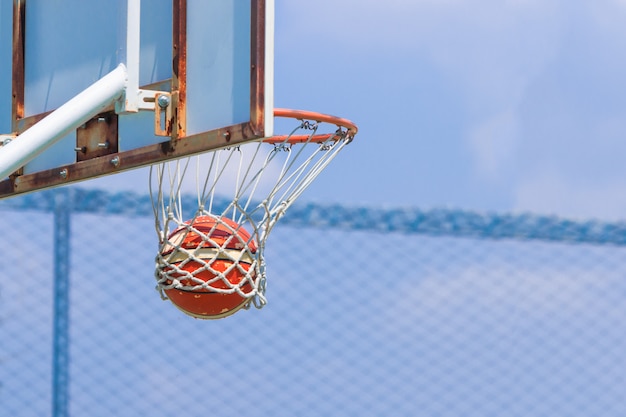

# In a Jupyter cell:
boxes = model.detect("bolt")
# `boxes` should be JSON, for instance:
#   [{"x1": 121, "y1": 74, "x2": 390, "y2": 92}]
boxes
[
  {"x1": 59, "y1": 169, "x2": 68, "y2": 179},
  {"x1": 157, "y1": 94, "x2": 170, "y2": 109},
  {"x1": 97, "y1": 142, "x2": 109, "y2": 149},
  {"x1": 74, "y1": 147, "x2": 86, "y2": 153},
  {"x1": 110, "y1": 156, "x2": 120, "y2": 167},
  {"x1": 223, "y1": 131, "x2": 231, "y2": 141}
]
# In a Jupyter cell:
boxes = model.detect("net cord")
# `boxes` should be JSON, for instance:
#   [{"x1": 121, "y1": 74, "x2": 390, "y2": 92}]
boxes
[{"x1": 151, "y1": 114, "x2": 354, "y2": 311}]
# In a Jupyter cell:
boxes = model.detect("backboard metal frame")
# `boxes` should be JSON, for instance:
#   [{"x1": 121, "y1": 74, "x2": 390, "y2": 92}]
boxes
[{"x1": 0, "y1": 0, "x2": 272, "y2": 199}]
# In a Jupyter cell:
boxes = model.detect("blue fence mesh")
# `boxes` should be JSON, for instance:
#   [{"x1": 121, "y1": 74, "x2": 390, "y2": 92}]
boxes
[{"x1": 1, "y1": 187, "x2": 626, "y2": 416}]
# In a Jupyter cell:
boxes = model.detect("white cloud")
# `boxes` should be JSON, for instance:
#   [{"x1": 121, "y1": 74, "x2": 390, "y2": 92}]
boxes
[
  {"x1": 468, "y1": 109, "x2": 519, "y2": 179},
  {"x1": 385, "y1": 252, "x2": 624, "y2": 328},
  {"x1": 514, "y1": 172, "x2": 626, "y2": 220}
]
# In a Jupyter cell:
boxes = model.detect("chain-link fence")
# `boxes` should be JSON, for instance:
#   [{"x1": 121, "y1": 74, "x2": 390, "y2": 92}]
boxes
[{"x1": 2, "y1": 188, "x2": 626, "y2": 416}]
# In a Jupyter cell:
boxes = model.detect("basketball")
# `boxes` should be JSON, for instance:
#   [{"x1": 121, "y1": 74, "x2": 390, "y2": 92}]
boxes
[{"x1": 159, "y1": 215, "x2": 258, "y2": 319}]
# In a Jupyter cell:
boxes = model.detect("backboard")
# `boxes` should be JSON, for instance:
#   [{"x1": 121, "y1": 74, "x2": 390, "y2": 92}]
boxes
[{"x1": 0, "y1": 0, "x2": 274, "y2": 198}]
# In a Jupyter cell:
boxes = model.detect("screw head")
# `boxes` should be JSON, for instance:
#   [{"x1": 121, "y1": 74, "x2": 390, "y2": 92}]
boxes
[
  {"x1": 157, "y1": 94, "x2": 170, "y2": 109},
  {"x1": 110, "y1": 156, "x2": 120, "y2": 167},
  {"x1": 59, "y1": 169, "x2": 68, "y2": 179}
]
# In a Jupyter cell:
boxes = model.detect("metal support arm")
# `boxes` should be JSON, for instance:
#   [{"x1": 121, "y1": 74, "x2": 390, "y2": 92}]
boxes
[{"x1": 0, "y1": 64, "x2": 128, "y2": 180}]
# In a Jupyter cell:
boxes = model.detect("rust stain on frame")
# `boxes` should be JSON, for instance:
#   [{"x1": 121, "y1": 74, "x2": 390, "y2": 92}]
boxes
[
  {"x1": 172, "y1": 0, "x2": 187, "y2": 140},
  {"x1": 250, "y1": 0, "x2": 266, "y2": 137},
  {"x1": 12, "y1": 0, "x2": 25, "y2": 129}
]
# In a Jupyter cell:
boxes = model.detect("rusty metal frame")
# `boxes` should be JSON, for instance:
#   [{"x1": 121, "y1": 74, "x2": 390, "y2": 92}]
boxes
[
  {"x1": 1, "y1": 0, "x2": 269, "y2": 199},
  {"x1": 12, "y1": 0, "x2": 25, "y2": 130}
]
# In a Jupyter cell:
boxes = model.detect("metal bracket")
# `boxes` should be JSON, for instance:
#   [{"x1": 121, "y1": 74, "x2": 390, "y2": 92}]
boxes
[
  {"x1": 117, "y1": 89, "x2": 172, "y2": 137},
  {"x1": 145, "y1": 91, "x2": 173, "y2": 137},
  {"x1": 75, "y1": 113, "x2": 118, "y2": 162}
]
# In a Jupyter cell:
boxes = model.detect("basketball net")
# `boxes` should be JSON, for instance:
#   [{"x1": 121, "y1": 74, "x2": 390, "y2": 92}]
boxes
[{"x1": 151, "y1": 109, "x2": 357, "y2": 313}]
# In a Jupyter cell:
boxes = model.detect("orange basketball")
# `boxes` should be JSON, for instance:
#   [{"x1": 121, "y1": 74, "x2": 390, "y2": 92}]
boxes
[{"x1": 160, "y1": 215, "x2": 257, "y2": 319}]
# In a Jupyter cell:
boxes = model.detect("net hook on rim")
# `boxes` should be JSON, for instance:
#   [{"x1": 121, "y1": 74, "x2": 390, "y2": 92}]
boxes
[{"x1": 266, "y1": 108, "x2": 359, "y2": 145}]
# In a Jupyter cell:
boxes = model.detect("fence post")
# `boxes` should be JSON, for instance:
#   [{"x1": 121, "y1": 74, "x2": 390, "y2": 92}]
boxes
[{"x1": 52, "y1": 188, "x2": 72, "y2": 417}]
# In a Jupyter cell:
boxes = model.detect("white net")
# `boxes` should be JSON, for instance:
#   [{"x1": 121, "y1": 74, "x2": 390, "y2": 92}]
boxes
[{"x1": 150, "y1": 110, "x2": 356, "y2": 318}]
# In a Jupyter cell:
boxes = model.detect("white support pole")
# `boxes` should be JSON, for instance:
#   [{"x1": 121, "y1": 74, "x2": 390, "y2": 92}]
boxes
[
  {"x1": 121, "y1": 0, "x2": 141, "y2": 113},
  {"x1": 0, "y1": 64, "x2": 128, "y2": 180},
  {"x1": 117, "y1": 0, "x2": 163, "y2": 115}
]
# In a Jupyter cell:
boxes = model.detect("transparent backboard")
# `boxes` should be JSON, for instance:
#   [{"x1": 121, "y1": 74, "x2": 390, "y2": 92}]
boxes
[{"x1": 0, "y1": 0, "x2": 274, "y2": 198}]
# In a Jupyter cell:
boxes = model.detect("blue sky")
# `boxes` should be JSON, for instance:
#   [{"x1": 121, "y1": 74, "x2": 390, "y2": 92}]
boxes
[
  {"x1": 3, "y1": 0, "x2": 626, "y2": 219},
  {"x1": 273, "y1": 0, "x2": 626, "y2": 219}
]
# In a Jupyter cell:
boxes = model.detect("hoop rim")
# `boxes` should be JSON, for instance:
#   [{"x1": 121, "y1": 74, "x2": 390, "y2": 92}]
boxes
[{"x1": 264, "y1": 108, "x2": 358, "y2": 144}]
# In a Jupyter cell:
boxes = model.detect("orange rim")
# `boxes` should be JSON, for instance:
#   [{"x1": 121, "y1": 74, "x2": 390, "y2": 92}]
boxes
[{"x1": 263, "y1": 108, "x2": 358, "y2": 144}]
